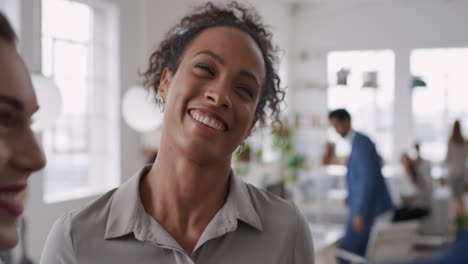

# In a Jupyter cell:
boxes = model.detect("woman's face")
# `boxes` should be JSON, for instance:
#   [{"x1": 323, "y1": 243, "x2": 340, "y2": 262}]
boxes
[
  {"x1": 0, "y1": 41, "x2": 46, "y2": 250},
  {"x1": 158, "y1": 26, "x2": 266, "y2": 164}
]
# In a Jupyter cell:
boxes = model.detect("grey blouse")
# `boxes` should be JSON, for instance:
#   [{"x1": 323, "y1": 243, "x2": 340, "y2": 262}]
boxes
[{"x1": 41, "y1": 166, "x2": 314, "y2": 264}]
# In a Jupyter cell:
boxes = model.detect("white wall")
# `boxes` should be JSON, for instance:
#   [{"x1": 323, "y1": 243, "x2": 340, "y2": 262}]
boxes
[
  {"x1": 16, "y1": 0, "x2": 292, "y2": 260},
  {"x1": 253, "y1": 0, "x2": 293, "y2": 116},
  {"x1": 290, "y1": 0, "x2": 468, "y2": 161}
]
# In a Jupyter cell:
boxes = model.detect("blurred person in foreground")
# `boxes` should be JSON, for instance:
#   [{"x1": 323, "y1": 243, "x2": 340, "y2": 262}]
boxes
[
  {"x1": 329, "y1": 108, "x2": 394, "y2": 263},
  {"x1": 41, "y1": 2, "x2": 314, "y2": 263},
  {"x1": 401, "y1": 221, "x2": 468, "y2": 264},
  {"x1": 0, "y1": 11, "x2": 46, "y2": 252},
  {"x1": 422, "y1": 228, "x2": 468, "y2": 264}
]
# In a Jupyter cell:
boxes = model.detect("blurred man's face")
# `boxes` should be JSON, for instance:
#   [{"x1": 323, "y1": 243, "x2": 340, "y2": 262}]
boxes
[{"x1": 330, "y1": 118, "x2": 350, "y2": 138}]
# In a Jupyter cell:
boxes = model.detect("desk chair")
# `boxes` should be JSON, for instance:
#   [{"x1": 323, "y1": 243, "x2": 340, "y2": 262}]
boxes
[{"x1": 336, "y1": 220, "x2": 420, "y2": 264}]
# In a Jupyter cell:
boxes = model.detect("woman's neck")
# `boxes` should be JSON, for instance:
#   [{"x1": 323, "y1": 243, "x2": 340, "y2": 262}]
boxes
[
  {"x1": 148, "y1": 154, "x2": 230, "y2": 211},
  {"x1": 139, "y1": 143, "x2": 231, "y2": 253}
]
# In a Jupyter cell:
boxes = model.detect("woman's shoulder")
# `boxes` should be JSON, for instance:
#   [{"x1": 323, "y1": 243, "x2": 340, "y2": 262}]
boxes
[
  {"x1": 243, "y1": 183, "x2": 304, "y2": 225},
  {"x1": 50, "y1": 188, "x2": 119, "y2": 241},
  {"x1": 242, "y1": 182, "x2": 314, "y2": 260},
  {"x1": 41, "y1": 189, "x2": 119, "y2": 263},
  {"x1": 59, "y1": 168, "x2": 145, "y2": 232}
]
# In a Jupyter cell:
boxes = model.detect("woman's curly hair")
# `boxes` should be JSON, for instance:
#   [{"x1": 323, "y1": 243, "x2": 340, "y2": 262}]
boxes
[{"x1": 143, "y1": 1, "x2": 285, "y2": 128}]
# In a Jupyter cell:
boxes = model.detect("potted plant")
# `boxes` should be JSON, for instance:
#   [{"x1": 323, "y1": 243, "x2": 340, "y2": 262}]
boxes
[{"x1": 271, "y1": 124, "x2": 306, "y2": 182}]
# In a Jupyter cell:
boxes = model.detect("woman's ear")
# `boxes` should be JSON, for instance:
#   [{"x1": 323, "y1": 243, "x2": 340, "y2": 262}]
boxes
[{"x1": 158, "y1": 68, "x2": 173, "y2": 98}]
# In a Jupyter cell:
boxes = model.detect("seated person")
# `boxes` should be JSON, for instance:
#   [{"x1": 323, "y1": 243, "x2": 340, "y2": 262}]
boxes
[
  {"x1": 400, "y1": 151, "x2": 432, "y2": 209},
  {"x1": 393, "y1": 151, "x2": 431, "y2": 222}
]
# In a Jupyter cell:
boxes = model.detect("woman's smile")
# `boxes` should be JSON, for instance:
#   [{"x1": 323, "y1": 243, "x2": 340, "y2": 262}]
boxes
[
  {"x1": 188, "y1": 108, "x2": 228, "y2": 132},
  {"x1": 0, "y1": 187, "x2": 25, "y2": 218}
]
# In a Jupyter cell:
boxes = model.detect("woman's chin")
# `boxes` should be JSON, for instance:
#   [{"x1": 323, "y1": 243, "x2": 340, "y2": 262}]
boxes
[{"x1": 0, "y1": 224, "x2": 19, "y2": 251}]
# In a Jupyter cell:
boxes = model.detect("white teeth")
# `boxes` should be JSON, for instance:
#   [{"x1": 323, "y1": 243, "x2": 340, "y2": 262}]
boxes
[
  {"x1": 0, "y1": 192, "x2": 21, "y2": 204},
  {"x1": 191, "y1": 111, "x2": 224, "y2": 131},
  {"x1": 208, "y1": 119, "x2": 217, "y2": 128}
]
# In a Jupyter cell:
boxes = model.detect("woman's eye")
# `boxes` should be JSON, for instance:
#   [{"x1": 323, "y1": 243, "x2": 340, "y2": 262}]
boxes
[
  {"x1": 0, "y1": 112, "x2": 12, "y2": 127},
  {"x1": 195, "y1": 64, "x2": 215, "y2": 76},
  {"x1": 238, "y1": 86, "x2": 254, "y2": 98}
]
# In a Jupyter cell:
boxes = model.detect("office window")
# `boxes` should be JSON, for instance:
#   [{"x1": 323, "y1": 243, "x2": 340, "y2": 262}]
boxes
[
  {"x1": 327, "y1": 50, "x2": 395, "y2": 160},
  {"x1": 411, "y1": 48, "x2": 468, "y2": 163},
  {"x1": 41, "y1": 0, "x2": 119, "y2": 203}
]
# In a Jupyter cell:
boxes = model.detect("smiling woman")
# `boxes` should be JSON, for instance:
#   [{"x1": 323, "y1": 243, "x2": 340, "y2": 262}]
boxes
[
  {"x1": 41, "y1": 2, "x2": 314, "y2": 263},
  {"x1": 0, "y1": 12, "x2": 46, "y2": 251}
]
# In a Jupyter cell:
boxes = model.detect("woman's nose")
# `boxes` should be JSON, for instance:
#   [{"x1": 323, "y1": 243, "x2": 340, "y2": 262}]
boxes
[
  {"x1": 204, "y1": 84, "x2": 232, "y2": 109},
  {"x1": 12, "y1": 129, "x2": 46, "y2": 173}
]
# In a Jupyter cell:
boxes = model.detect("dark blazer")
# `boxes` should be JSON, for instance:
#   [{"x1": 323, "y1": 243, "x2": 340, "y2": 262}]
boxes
[
  {"x1": 339, "y1": 132, "x2": 395, "y2": 261},
  {"x1": 346, "y1": 131, "x2": 394, "y2": 222}
]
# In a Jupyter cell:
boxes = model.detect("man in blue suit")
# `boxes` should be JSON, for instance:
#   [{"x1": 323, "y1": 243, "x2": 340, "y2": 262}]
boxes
[{"x1": 329, "y1": 109, "x2": 394, "y2": 263}]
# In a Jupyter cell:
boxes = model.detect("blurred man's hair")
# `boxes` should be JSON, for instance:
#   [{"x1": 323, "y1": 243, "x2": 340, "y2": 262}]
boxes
[
  {"x1": 329, "y1": 108, "x2": 351, "y2": 122},
  {"x1": 0, "y1": 12, "x2": 17, "y2": 44}
]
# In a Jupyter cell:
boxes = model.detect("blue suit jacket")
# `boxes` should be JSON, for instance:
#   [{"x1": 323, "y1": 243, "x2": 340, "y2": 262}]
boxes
[{"x1": 346, "y1": 132, "x2": 394, "y2": 223}]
